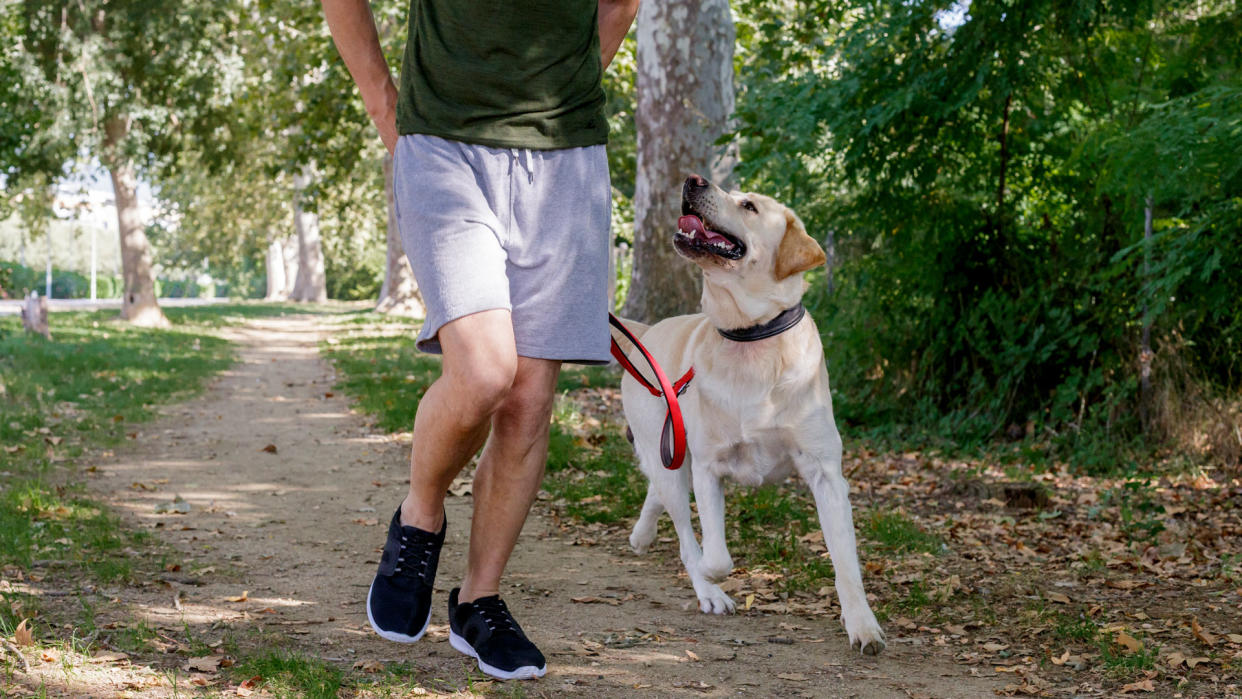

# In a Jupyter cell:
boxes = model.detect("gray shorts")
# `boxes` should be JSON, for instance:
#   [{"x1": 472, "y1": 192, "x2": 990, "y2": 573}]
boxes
[{"x1": 393, "y1": 134, "x2": 612, "y2": 364}]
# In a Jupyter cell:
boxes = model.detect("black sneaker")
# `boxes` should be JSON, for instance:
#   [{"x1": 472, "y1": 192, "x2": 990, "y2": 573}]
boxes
[
  {"x1": 366, "y1": 508, "x2": 445, "y2": 643},
  {"x1": 448, "y1": 587, "x2": 547, "y2": 680}
]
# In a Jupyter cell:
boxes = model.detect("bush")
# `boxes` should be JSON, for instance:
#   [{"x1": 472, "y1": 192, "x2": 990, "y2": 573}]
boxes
[{"x1": 0, "y1": 261, "x2": 123, "y2": 300}]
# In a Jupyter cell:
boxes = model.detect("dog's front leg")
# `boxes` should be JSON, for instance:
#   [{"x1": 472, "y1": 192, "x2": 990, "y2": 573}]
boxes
[
  {"x1": 685, "y1": 466, "x2": 736, "y2": 614},
  {"x1": 692, "y1": 466, "x2": 734, "y2": 583},
  {"x1": 800, "y1": 457, "x2": 886, "y2": 655}
]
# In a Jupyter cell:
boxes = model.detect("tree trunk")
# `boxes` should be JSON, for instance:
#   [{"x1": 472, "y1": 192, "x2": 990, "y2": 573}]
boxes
[
  {"x1": 1139, "y1": 196, "x2": 1154, "y2": 430},
  {"x1": 375, "y1": 152, "x2": 424, "y2": 316},
  {"x1": 102, "y1": 117, "x2": 168, "y2": 327},
  {"x1": 281, "y1": 234, "x2": 299, "y2": 299},
  {"x1": 290, "y1": 169, "x2": 327, "y2": 303},
  {"x1": 622, "y1": 0, "x2": 737, "y2": 323},
  {"x1": 265, "y1": 235, "x2": 288, "y2": 300}
]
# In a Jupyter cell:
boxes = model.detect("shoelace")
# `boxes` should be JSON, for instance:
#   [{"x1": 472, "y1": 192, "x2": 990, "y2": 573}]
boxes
[
  {"x1": 473, "y1": 597, "x2": 519, "y2": 633},
  {"x1": 392, "y1": 531, "x2": 436, "y2": 581}
]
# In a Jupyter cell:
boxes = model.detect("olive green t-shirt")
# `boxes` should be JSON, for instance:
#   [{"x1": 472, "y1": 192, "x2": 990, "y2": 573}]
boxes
[{"x1": 396, "y1": 0, "x2": 608, "y2": 150}]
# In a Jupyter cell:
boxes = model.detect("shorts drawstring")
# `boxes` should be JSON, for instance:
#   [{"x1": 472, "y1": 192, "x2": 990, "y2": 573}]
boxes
[{"x1": 512, "y1": 148, "x2": 535, "y2": 185}]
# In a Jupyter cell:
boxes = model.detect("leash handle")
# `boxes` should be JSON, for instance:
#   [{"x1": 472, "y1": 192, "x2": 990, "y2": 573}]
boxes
[{"x1": 608, "y1": 313, "x2": 690, "y2": 470}]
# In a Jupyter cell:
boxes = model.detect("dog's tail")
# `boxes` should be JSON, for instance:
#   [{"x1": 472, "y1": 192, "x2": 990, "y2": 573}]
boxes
[{"x1": 608, "y1": 316, "x2": 651, "y2": 357}]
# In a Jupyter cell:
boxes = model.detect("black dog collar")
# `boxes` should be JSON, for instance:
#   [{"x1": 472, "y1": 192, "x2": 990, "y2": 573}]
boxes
[{"x1": 717, "y1": 304, "x2": 806, "y2": 342}]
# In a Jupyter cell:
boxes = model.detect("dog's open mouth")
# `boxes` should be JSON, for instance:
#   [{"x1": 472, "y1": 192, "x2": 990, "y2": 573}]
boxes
[{"x1": 675, "y1": 213, "x2": 746, "y2": 260}]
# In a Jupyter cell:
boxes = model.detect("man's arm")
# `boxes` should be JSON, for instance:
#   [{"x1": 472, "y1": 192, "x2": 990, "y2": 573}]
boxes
[
  {"x1": 321, "y1": 0, "x2": 398, "y2": 153},
  {"x1": 598, "y1": 0, "x2": 640, "y2": 70}
]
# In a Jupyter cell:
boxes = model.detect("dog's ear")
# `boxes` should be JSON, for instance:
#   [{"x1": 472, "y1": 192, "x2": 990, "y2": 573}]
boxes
[{"x1": 775, "y1": 210, "x2": 826, "y2": 280}]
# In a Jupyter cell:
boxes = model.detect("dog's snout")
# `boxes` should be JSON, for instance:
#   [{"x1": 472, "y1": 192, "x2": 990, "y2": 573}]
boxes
[{"x1": 684, "y1": 173, "x2": 709, "y2": 191}]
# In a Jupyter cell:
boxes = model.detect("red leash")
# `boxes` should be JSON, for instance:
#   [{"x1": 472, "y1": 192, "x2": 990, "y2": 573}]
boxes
[{"x1": 608, "y1": 313, "x2": 694, "y2": 470}]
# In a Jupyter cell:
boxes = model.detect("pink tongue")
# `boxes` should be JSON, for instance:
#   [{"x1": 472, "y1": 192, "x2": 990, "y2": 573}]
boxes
[
  {"x1": 678, "y1": 215, "x2": 730, "y2": 244},
  {"x1": 678, "y1": 215, "x2": 706, "y2": 236}
]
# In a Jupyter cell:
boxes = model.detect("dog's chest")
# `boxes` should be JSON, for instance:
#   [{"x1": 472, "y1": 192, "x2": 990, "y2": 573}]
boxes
[{"x1": 693, "y1": 388, "x2": 806, "y2": 487}]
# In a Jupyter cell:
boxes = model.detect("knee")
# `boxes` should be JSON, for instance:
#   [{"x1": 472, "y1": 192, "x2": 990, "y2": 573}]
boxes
[
  {"x1": 446, "y1": 357, "x2": 516, "y2": 422},
  {"x1": 497, "y1": 377, "x2": 556, "y2": 424}
]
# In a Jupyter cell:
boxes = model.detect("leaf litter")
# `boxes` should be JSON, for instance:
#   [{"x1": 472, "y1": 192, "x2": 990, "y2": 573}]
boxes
[{"x1": 547, "y1": 384, "x2": 1242, "y2": 697}]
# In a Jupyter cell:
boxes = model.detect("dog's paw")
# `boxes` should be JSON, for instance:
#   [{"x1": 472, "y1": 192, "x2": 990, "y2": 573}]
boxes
[
  {"x1": 629, "y1": 527, "x2": 655, "y2": 555},
  {"x1": 696, "y1": 585, "x2": 736, "y2": 615},
  {"x1": 697, "y1": 551, "x2": 734, "y2": 583},
  {"x1": 842, "y1": 611, "x2": 886, "y2": 656}
]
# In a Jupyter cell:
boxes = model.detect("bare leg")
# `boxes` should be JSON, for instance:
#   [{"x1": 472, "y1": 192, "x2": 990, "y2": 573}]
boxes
[
  {"x1": 459, "y1": 356, "x2": 561, "y2": 602},
  {"x1": 399, "y1": 309, "x2": 517, "y2": 531}
]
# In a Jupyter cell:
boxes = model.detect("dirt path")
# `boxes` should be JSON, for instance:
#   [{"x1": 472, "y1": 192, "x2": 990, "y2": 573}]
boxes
[{"x1": 73, "y1": 316, "x2": 1003, "y2": 697}]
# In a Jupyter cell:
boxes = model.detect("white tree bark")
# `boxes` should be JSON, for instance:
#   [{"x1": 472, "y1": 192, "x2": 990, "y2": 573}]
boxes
[
  {"x1": 281, "y1": 234, "x2": 299, "y2": 299},
  {"x1": 265, "y1": 236, "x2": 288, "y2": 300},
  {"x1": 290, "y1": 169, "x2": 327, "y2": 303},
  {"x1": 375, "y1": 152, "x2": 424, "y2": 316},
  {"x1": 622, "y1": 0, "x2": 737, "y2": 323},
  {"x1": 103, "y1": 117, "x2": 168, "y2": 327}
]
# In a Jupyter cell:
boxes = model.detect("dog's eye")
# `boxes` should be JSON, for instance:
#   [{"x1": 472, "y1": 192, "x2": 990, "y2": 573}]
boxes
[{"x1": 740, "y1": 200, "x2": 758, "y2": 213}]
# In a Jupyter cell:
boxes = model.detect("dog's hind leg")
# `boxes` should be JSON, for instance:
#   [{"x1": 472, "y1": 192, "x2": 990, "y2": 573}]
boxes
[{"x1": 629, "y1": 487, "x2": 664, "y2": 554}]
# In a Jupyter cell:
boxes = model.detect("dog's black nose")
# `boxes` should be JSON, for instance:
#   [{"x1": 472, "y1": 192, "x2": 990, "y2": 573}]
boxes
[{"x1": 684, "y1": 174, "x2": 709, "y2": 191}]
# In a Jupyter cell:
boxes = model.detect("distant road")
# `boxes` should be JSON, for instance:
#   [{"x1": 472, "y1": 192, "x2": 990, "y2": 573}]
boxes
[{"x1": 0, "y1": 297, "x2": 229, "y2": 317}]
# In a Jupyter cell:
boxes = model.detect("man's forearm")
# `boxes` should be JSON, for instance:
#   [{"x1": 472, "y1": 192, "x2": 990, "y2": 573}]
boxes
[
  {"x1": 321, "y1": 0, "x2": 398, "y2": 150},
  {"x1": 598, "y1": 0, "x2": 640, "y2": 69}
]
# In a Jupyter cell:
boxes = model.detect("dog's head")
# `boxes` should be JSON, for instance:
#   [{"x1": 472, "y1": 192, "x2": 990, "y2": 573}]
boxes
[{"x1": 676, "y1": 174, "x2": 826, "y2": 321}]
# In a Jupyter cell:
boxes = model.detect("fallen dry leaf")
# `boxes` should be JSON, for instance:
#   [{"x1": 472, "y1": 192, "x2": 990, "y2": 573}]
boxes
[
  {"x1": 1046, "y1": 592, "x2": 1071, "y2": 604},
  {"x1": 983, "y1": 642, "x2": 1009, "y2": 652},
  {"x1": 570, "y1": 596, "x2": 619, "y2": 606},
  {"x1": 186, "y1": 655, "x2": 225, "y2": 672},
  {"x1": 237, "y1": 675, "x2": 262, "y2": 696},
  {"x1": 684, "y1": 650, "x2": 700, "y2": 661},
  {"x1": 1116, "y1": 630, "x2": 1144, "y2": 654},
  {"x1": 1119, "y1": 678, "x2": 1155, "y2": 693},
  {"x1": 261, "y1": 444, "x2": 278, "y2": 454},
  {"x1": 352, "y1": 517, "x2": 380, "y2": 526},
  {"x1": 90, "y1": 651, "x2": 130, "y2": 663},
  {"x1": 1191, "y1": 617, "x2": 1216, "y2": 647},
  {"x1": 353, "y1": 659, "x2": 384, "y2": 673},
  {"x1": 776, "y1": 672, "x2": 808, "y2": 681},
  {"x1": 40, "y1": 649, "x2": 59, "y2": 663},
  {"x1": 14, "y1": 618, "x2": 33, "y2": 646},
  {"x1": 226, "y1": 590, "x2": 249, "y2": 603}
]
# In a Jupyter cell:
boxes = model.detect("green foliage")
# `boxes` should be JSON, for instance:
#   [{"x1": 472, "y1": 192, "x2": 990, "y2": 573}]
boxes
[
  {"x1": 730, "y1": 0, "x2": 1242, "y2": 467},
  {"x1": 0, "y1": 261, "x2": 122, "y2": 300}
]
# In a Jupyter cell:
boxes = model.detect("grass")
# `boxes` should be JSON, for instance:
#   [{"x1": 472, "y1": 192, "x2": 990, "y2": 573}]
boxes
[
  {"x1": 0, "y1": 303, "x2": 333, "y2": 686},
  {"x1": 230, "y1": 650, "x2": 344, "y2": 699},
  {"x1": 0, "y1": 309, "x2": 237, "y2": 582},
  {"x1": 862, "y1": 511, "x2": 944, "y2": 555}
]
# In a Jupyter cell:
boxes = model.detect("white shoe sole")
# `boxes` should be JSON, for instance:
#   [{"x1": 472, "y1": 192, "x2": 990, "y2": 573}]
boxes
[
  {"x1": 366, "y1": 579, "x2": 431, "y2": 643},
  {"x1": 448, "y1": 629, "x2": 547, "y2": 680}
]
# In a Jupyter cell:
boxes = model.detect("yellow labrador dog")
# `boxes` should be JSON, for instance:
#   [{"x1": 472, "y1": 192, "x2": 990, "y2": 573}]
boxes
[{"x1": 615, "y1": 175, "x2": 885, "y2": 655}]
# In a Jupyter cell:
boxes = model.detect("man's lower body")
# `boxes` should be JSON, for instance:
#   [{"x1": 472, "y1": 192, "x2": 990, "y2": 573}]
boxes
[{"x1": 366, "y1": 134, "x2": 611, "y2": 680}]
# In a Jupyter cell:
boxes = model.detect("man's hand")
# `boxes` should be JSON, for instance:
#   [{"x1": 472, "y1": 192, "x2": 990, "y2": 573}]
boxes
[
  {"x1": 599, "y1": 0, "x2": 640, "y2": 70},
  {"x1": 321, "y1": 0, "x2": 398, "y2": 153}
]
